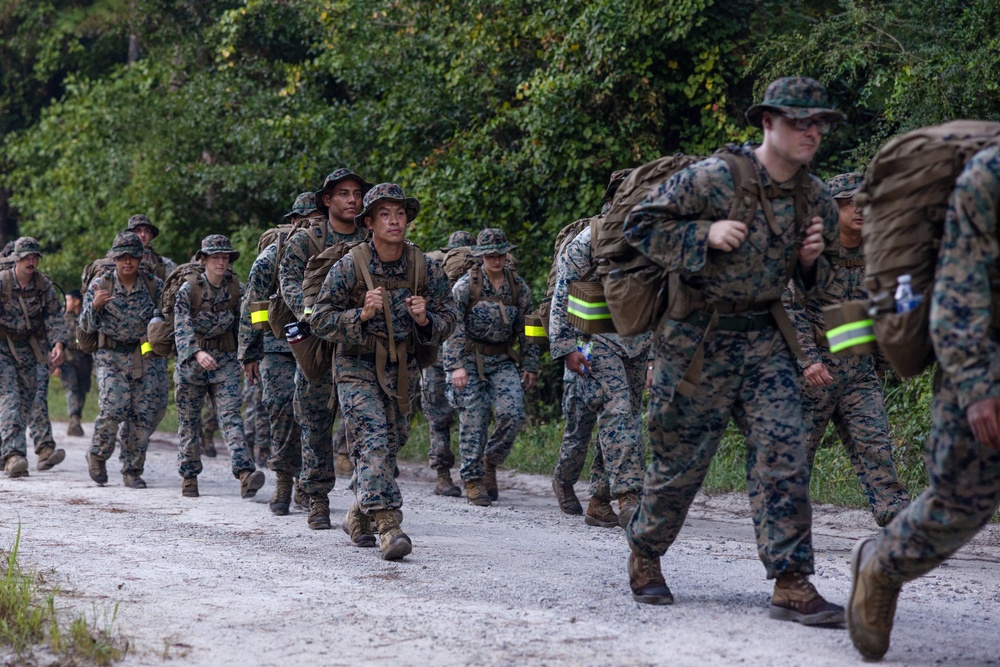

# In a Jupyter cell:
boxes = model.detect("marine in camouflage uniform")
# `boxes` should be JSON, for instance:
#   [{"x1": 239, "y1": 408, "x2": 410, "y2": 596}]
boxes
[
  {"x1": 238, "y1": 192, "x2": 313, "y2": 515},
  {"x1": 311, "y1": 183, "x2": 458, "y2": 560},
  {"x1": 173, "y1": 235, "x2": 262, "y2": 499},
  {"x1": 422, "y1": 229, "x2": 475, "y2": 497},
  {"x1": 550, "y1": 217, "x2": 649, "y2": 528},
  {"x1": 242, "y1": 378, "x2": 269, "y2": 463},
  {"x1": 0, "y1": 238, "x2": 67, "y2": 477},
  {"x1": 60, "y1": 291, "x2": 93, "y2": 436},
  {"x1": 79, "y1": 232, "x2": 161, "y2": 487},
  {"x1": 279, "y1": 168, "x2": 371, "y2": 529},
  {"x1": 848, "y1": 145, "x2": 1000, "y2": 660},
  {"x1": 444, "y1": 228, "x2": 537, "y2": 506},
  {"x1": 786, "y1": 172, "x2": 909, "y2": 527},
  {"x1": 622, "y1": 77, "x2": 844, "y2": 623}
]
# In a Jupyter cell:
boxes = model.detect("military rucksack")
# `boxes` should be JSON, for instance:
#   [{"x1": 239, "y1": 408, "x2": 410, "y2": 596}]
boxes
[
  {"x1": 441, "y1": 245, "x2": 478, "y2": 283},
  {"x1": 464, "y1": 264, "x2": 525, "y2": 377},
  {"x1": 261, "y1": 215, "x2": 328, "y2": 339},
  {"x1": 77, "y1": 259, "x2": 157, "y2": 355},
  {"x1": 146, "y1": 262, "x2": 240, "y2": 358},
  {"x1": 854, "y1": 120, "x2": 1000, "y2": 377},
  {"x1": 524, "y1": 216, "x2": 594, "y2": 347},
  {"x1": 0, "y1": 268, "x2": 54, "y2": 364}
]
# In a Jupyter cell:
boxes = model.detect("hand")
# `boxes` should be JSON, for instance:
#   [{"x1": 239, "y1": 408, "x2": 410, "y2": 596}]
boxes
[
  {"x1": 451, "y1": 367, "x2": 468, "y2": 390},
  {"x1": 48, "y1": 342, "x2": 64, "y2": 369},
  {"x1": 565, "y1": 350, "x2": 590, "y2": 377},
  {"x1": 967, "y1": 397, "x2": 1000, "y2": 449},
  {"x1": 406, "y1": 295, "x2": 429, "y2": 326},
  {"x1": 359, "y1": 287, "x2": 384, "y2": 322},
  {"x1": 92, "y1": 289, "x2": 113, "y2": 310},
  {"x1": 803, "y1": 362, "x2": 833, "y2": 387},
  {"x1": 707, "y1": 220, "x2": 748, "y2": 252},
  {"x1": 52, "y1": 366, "x2": 62, "y2": 378},
  {"x1": 243, "y1": 361, "x2": 260, "y2": 385},
  {"x1": 195, "y1": 350, "x2": 218, "y2": 371},
  {"x1": 645, "y1": 364, "x2": 654, "y2": 390},
  {"x1": 799, "y1": 217, "x2": 826, "y2": 268},
  {"x1": 521, "y1": 371, "x2": 537, "y2": 391}
]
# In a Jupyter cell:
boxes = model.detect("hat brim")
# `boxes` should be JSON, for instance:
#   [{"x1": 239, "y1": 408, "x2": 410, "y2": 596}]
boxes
[
  {"x1": 12, "y1": 252, "x2": 41, "y2": 261},
  {"x1": 131, "y1": 222, "x2": 160, "y2": 238},
  {"x1": 284, "y1": 207, "x2": 317, "y2": 219},
  {"x1": 110, "y1": 249, "x2": 144, "y2": 259},
  {"x1": 196, "y1": 250, "x2": 241, "y2": 262},
  {"x1": 315, "y1": 175, "x2": 374, "y2": 215},
  {"x1": 832, "y1": 187, "x2": 861, "y2": 199},
  {"x1": 745, "y1": 104, "x2": 846, "y2": 128},
  {"x1": 473, "y1": 243, "x2": 518, "y2": 257},
  {"x1": 355, "y1": 198, "x2": 420, "y2": 227}
]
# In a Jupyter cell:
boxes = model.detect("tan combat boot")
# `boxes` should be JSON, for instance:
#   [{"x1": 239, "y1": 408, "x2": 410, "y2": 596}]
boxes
[
  {"x1": 308, "y1": 494, "x2": 331, "y2": 530},
  {"x1": 4, "y1": 454, "x2": 29, "y2": 478},
  {"x1": 201, "y1": 429, "x2": 217, "y2": 458},
  {"x1": 616, "y1": 491, "x2": 640, "y2": 529},
  {"x1": 483, "y1": 460, "x2": 499, "y2": 501},
  {"x1": 341, "y1": 501, "x2": 376, "y2": 548},
  {"x1": 373, "y1": 510, "x2": 412, "y2": 561},
  {"x1": 434, "y1": 468, "x2": 461, "y2": 497},
  {"x1": 182, "y1": 476, "x2": 199, "y2": 497},
  {"x1": 239, "y1": 469, "x2": 265, "y2": 499},
  {"x1": 334, "y1": 452, "x2": 355, "y2": 478},
  {"x1": 36, "y1": 446, "x2": 66, "y2": 471},
  {"x1": 848, "y1": 537, "x2": 901, "y2": 660},
  {"x1": 584, "y1": 496, "x2": 618, "y2": 528},
  {"x1": 770, "y1": 572, "x2": 845, "y2": 626},
  {"x1": 67, "y1": 414, "x2": 85, "y2": 437},
  {"x1": 86, "y1": 451, "x2": 107, "y2": 485},
  {"x1": 465, "y1": 480, "x2": 491, "y2": 507},
  {"x1": 552, "y1": 478, "x2": 582, "y2": 515},
  {"x1": 270, "y1": 472, "x2": 293, "y2": 515},
  {"x1": 629, "y1": 550, "x2": 674, "y2": 605},
  {"x1": 122, "y1": 474, "x2": 146, "y2": 489}
]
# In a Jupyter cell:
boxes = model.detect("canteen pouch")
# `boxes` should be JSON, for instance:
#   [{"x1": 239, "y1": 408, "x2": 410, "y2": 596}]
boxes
[
  {"x1": 567, "y1": 281, "x2": 616, "y2": 335},
  {"x1": 867, "y1": 291, "x2": 934, "y2": 378},
  {"x1": 823, "y1": 300, "x2": 878, "y2": 358}
]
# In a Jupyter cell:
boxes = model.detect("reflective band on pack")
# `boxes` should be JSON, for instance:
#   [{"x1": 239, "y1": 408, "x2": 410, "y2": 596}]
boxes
[
  {"x1": 567, "y1": 294, "x2": 612, "y2": 321},
  {"x1": 525, "y1": 325, "x2": 546, "y2": 338},
  {"x1": 251, "y1": 309, "x2": 269, "y2": 324},
  {"x1": 827, "y1": 319, "x2": 876, "y2": 354},
  {"x1": 303, "y1": 307, "x2": 312, "y2": 316},
  {"x1": 141, "y1": 341, "x2": 152, "y2": 355}
]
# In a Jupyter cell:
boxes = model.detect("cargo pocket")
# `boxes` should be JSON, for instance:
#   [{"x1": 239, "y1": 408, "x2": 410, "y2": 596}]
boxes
[{"x1": 870, "y1": 296, "x2": 934, "y2": 378}]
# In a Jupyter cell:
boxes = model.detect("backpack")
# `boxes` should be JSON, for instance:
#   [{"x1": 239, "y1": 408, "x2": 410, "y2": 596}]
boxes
[
  {"x1": 855, "y1": 120, "x2": 1000, "y2": 378},
  {"x1": 0, "y1": 268, "x2": 54, "y2": 364},
  {"x1": 146, "y1": 262, "x2": 240, "y2": 358},
  {"x1": 262, "y1": 216, "x2": 329, "y2": 339},
  {"x1": 441, "y1": 246, "x2": 479, "y2": 283},
  {"x1": 465, "y1": 264, "x2": 525, "y2": 376},
  {"x1": 77, "y1": 259, "x2": 157, "y2": 354},
  {"x1": 526, "y1": 216, "x2": 593, "y2": 346}
]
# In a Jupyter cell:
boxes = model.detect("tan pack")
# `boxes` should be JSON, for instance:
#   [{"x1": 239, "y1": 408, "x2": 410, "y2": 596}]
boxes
[
  {"x1": 146, "y1": 262, "x2": 239, "y2": 358},
  {"x1": 441, "y1": 246, "x2": 478, "y2": 283},
  {"x1": 263, "y1": 216, "x2": 328, "y2": 339},
  {"x1": 527, "y1": 216, "x2": 594, "y2": 347},
  {"x1": 77, "y1": 260, "x2": 157, "y2": 355}
]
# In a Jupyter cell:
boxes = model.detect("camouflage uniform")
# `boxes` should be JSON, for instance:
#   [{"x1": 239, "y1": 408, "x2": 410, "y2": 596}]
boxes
[
  {"x1": 242, "y1": 376, "x2": 269, "y2": 458},
  {"x1": 549, "y1": 224, "x2": 649, "y2": 504},
  {"x1": 786, "y1": 172, "x2": 909, "y2": 526},
  {"x1": 173, "y1": 236, "x2": 256, "y2": 480},
  {"x1": 59, "y1": 309, "x2": 93, "y2": 420},
  {"x1": 444, "y1": 228, "x2": 537, "y2": 489},
  {"x1": 0, "y1": 238, "x2": 68, "y2": 473},
  {"x1": 79, "y1": 233, "x2": 163, "y2": 480},
  {"x1": 28, "y1": 359, "x2": 56, "y2": 453}
]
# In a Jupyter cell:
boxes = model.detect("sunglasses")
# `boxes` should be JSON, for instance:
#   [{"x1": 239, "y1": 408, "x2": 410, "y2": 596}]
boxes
[{"x1": 781, "y1": 115, "x2": 835, "y2": 135}]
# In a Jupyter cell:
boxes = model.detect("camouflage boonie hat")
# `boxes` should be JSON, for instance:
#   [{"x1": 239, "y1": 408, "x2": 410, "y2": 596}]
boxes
[
  {"x1": 602, "y1": 168, "x2": 635, "y2": 203},
  {"x1": 355, "y1": 183, "x2": 420, "y2": 226},
  {"x1": 284, "y1": 191, "x2": 318, "y2": 218},
  {"x1": 447, "y1": 230, "x2": 476, "y2": 248},
  {"x1": 473, "y1": 228, "x2": 517, "y2": 256},
  {"x1": 745, "y1": 76, "x2": 845, "y2": 128},
  {"x1": 314, "y1": 168, "x2": 373, "y2": 215},
  {"x1": 11, "y1": 237, "x2": 43, "y2": 261},
  {"x1": 195, "y1": 234, "x2": 240, "y2": 262},
  {"x1": 0, "y1": 241, "x2": 15, "y2": 258},
  {"x1": 109, "y1": 232, "x2": 145, "y2": 259},
  {"x1": 827, "y1": 172, "x2": 864, "y2": 199},
  {"x1": 126, "y1": 214, "x2": 160, "y2": 238}
]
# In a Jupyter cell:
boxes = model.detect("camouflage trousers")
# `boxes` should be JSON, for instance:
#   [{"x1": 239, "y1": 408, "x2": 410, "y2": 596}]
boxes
[
  {"x1": 203, "y1": 394, "x2": 219, "y2": 435},
  {"x1": 90, "y1": 349, "x2": 159, "y2": 476},
  {"x1": 115, "y1": 357, "x2": 167, "y2": 469},
  {"x1": 260, "y1": 353, "x2": 300, "y2": 474},
  {"x1": 421, "y1": 360, "x2": 455, "y2": 470},
  {"x1": 29, "y1": 361, "x2": 56, "y2": 453},
  {"x1": 872, "y1": 373, "x2": 1000, "y2": 586},
  {"x1": 174, "y1": 351, "x2": 255, "y2": 478},
  {"x1": 447, "y1": 354, "x2": 524, "y2": 482},
  {"x1": 553, "y1": 341, "x2": 646, "y2": 499},
  {"x1": 0, "y1": 343, "x2": 39, "y2": 461},
  {"x1": 627, "y1": 328, "x2": 814, "y2": 579},
  {"x1": 242, "y1": 378, "x2": 269, "y2": 454},
  {"x1": 60, "y1": 356, "x2": 92, "y2": 418},
  {"x1": 337, "y1": 355, "x2": 416, "y2": 513},
  {"x1": 801, "y1": 353, "x2": 909, "y2": 526},
  {"x1": 293, "y1": 366, "x2": 336, "y2": 495}
]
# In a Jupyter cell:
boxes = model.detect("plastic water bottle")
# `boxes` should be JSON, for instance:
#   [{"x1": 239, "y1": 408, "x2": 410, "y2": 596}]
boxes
[
  {"x1": 149, "y1": 309, "x2": 164, "y2": 324},
  {"x1": 894, "y1": 274, "x2": 922, "y2": 313}
]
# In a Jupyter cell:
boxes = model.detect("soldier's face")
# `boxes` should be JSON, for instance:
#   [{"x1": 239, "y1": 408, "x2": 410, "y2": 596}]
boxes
[
  {"x1": 366, "y1": 202, "x2": 408, "y2": 245},
  {"x1": 837, "y1": 198, "x2": 863, "y2": 234},
  {"x1": 16, "y1": 254, "x2": 39, "y2": 276},
  {"x1": 133, "y1": 225, "x2": 154, "y2": 248},
  {"x1": 201, "y1": 253, "x2": 230, "y2": 282},
  {"x1": 763, "y1": 112, "x2": 822, "y2": 167},
  {"x1": 115, "y1": 254, "x2": 139, "y2": 278},
  {"x1": 324, "y1": 179, "x2": 364, "y2": 226},
  {"x1": 483, "y1": 252, "x2": 506, "y2": 277},
  {"x1": 65, "y1": 295, "x2": 81, "y2": 313}
]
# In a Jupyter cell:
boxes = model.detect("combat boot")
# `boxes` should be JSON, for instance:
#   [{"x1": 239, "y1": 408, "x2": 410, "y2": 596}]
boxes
[
  {"x1": 483, "y1": 460, "x2": 499, "y2": 501},
  {"x1": 616, "y1": 491, "x2": 640, "y2": 529},
  {"x1": 270, "y1": 472, "x2": 293, "y2": 515},
  {"x1": 182, "y1": 476, "x2": 199, "y2": 497},
  {"x1": 770, "y1": 572, "x2": 845, "y2": 626},
  {"x1": 552, "y1": 478, "x2": 583, "y2": 515},
  {"x1": 848, "y1": 537, "x2": 901, "y2": 660},
  {"x1": 334, "y1": 452, "x2": 355, "y2": 478},
  {"x1": 36, "y1": 446, "x2": 66, "y2": 471},
  {"x1": 85, "y1": 451, "x2": 107, "y2": 485},
  {"x1": 4, "y1": 454, "x2": 29, "y2": 478},
  {"x1": 201, "y1": 429, "x2": 217, "y2": 458},
  {"x1": 584, "y1": 496, "x2": 618, "y2": 528},
  {"x1": 239, "y1": 469, "x2": 265, "y2": 499},
  {"x1": 465, "y1": 480, "x2": 491, "y2": 507},
  {"x1": 629, "y1": 550, "x2": 674, "y2": 605},
  {"x1": 122, "y1": 474, "x2": 146, "y2": 489},
  {"x1": 293, "y1": 478, "x2": 308, "y2": 509},
  {"x1": 372, "y1": 510, "x2": 412, "y2": 561},
  {"x1": 308, "y1": 494, "x2": 331, "y2": 530},
  {"x1": 67, "y1": 414, "x2": 84, "y2": 437},
  {"x1": 341, "y1": 501, "x2": 376, "y2": 547},
  {"x1": 434, "y1": 468, "x2": 461, "y2": 497}
]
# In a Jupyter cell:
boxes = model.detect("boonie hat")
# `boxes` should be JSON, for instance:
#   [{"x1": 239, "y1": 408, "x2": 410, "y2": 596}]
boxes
[
  {"x1": 315, "y1": 169, "x2": 373, "y2": 215},
  {"x1": 126, "y1": 214, "x2": 160, "y2": 238},
  {"x1": 745, "y1": 76, "x2": 845, "y2": 128},
  {"x1": 285, "y1": 192, "x2": 318, "y2": 218},
  {"x1": 195, "y1": 234, "x2": 240, "y2": 262},
  {"x1": 109, "y1": 232, "x2": 145, "y2": 259},
  {"x1": 447, "y1": 230, "x2": 476, "y2": 248},
  {"x1": 355, "y1": 183, "x2": 420, "y2": 226},
  {"x1": 11, "y1": 237, "x2": 43, "y2": 261},
  {"x1": 827, "y1": 172, "x2": 864, "y2": 199},
  {"x1": 473, "y1": 228, "x2": 517, "y2": 256}
]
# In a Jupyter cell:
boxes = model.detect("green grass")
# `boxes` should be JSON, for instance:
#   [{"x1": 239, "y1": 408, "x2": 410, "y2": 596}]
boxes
[
  {"x1": 47, "y1": 365, "x2": 178, "y2": 434},
  {"x1": 1, "y1": 525, "x2": 128, "y2": 665}
]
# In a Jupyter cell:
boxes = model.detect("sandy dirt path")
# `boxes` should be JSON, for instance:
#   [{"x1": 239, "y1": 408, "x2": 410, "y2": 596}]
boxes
[{"x1": 2, "y1": 422, "x2": 999, "y2": 667}]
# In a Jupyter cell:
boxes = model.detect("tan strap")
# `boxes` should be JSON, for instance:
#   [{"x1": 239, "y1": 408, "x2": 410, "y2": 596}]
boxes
[{"x1": 13, "y1": 278, "x2": 46, "y2": 365}]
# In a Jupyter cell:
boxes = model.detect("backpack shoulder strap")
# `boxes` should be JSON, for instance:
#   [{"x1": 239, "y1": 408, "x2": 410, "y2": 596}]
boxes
[
  {"x1": 1, "y1": 269, "x2": 11, "y2": 304},
  {"x1": 188, "y1": 274, "x2": 204, "y2": 313},
  {"x1": 140, "y1": 273, "x2": 157, "y2": 304},
  {"x1": 468, "y1": 264, "x2": 482, "y2": 309},
  {"x1": 716, "y1": 150, "x2": 767, "y2": 226},
  {"x1": 349, "y1": 243, "x2": 375, "y2": 299},
  {"x1": 506, "y1": 268, "x2": 522, "y2": 310}
]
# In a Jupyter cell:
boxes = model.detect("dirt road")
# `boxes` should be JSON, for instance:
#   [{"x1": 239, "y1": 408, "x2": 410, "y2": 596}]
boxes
[{"x1": 3, "y1": 422, "x2": 999, "y2": 666}]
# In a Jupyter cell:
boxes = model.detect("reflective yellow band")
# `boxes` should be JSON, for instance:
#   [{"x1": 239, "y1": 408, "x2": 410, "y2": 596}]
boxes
[
  {"x1": 525, "y1": 325, "x2": 547, "y2": 338},
  {"x1": 141, "y1": 341, "x2": 152, "y2": 355},
  {"x1": 567, "y1": 295, "x2": 612, "y2": 321},
  {"x1": 303, "y1": 307, "x2": 312, "y2": 316},
  {"x1": 827, "y1": 319, "x2": 876, "y2": 354},
  {"x1": 251, "y1": 309, "x2": 269, "y2": 324}
]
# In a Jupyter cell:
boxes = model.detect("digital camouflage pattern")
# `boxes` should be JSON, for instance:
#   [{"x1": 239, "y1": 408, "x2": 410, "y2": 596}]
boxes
[
  {"x1": 827, "y1": 172, "x2": 864, "y2": 199},
  {"x1": 871, "y1": 145, "x2": 1000, "y2": 584},
  {"x1": 353, "y1": 182, "x2": 419, "y2": 226},
  {"x1": 286, "y1": 191, "x2": 318, "y2": 218},
  {"x1": 549, "y1": 225, "x2": 649, "y2": 498},
  {"x1": 471, "y1": 227, "x2": 518, "y2": 256},
  {"x1": 745, "y1": 76, "x2": 846, "y2": 127},
  {"x1": 623, "y1": 144, "x2": 839, "y2": 578},
  {"x1": 421, "y1": 361, "x2": 455, "y2": 470},
  {"x1": 60, "y1": 310, "x2": 92, "y2": 418},
  {"x1": 311, "y1": 239, "x2": 458, "y2": 513},
  {"x1": 315, "y1": 168, "x2": 372, "y2": 215},
  {"x1": 447, "y1": 230, "x2": 476, "y2": 248},
  {"x1": 195, "y1": 234, "x2": 240, "y2": 262},
  {"x1": 28, "y1": 361, "x2": 56, "y2": 453}
]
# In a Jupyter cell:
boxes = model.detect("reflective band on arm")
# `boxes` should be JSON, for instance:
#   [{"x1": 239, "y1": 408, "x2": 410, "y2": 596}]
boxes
[
  {"x1": 141, "y1": 341, "x2": 152, "y2": 355},
  {"x1": 524, "y1": 325, "x2": 546, "y2": 337},
  {"x1": 250, "y1": 309, "x2": 269, "y2": 324},
  {"x1": 827, "y1": 319, "x2": 876, "y2": 354},
  {"x1": 567, "y1": 295, "x2": 612, "y2": 321},
  {"x1": 303, "y1": 307, "x2": 312, "y2": 316}
]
